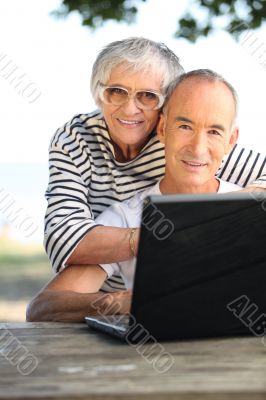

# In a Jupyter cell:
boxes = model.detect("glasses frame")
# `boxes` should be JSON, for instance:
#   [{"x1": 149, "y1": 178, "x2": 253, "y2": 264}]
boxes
[{"x1": 98, "y1": 83, "x2": 165, "y2": 110}]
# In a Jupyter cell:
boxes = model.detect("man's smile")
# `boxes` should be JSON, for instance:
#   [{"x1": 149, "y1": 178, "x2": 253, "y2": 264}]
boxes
[{"x1": 182, "y1": 160, "x2": 208, "y2": 168}]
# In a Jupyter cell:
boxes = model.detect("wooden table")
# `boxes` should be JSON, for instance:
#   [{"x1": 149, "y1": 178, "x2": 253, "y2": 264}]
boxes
[{"x1": 1, "y1": 322, "x2": 266, "y2": 399}]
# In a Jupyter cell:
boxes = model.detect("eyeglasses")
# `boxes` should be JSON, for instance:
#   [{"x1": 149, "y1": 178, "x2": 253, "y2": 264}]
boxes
[{"x1": 98, "y1": 83, "x2": 165, "y2": 110}]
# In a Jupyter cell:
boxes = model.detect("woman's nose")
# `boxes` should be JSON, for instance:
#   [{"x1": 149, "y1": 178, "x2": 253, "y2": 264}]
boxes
[{"x1": 121, "y1": 96, "x2": 141, "y2": 114}]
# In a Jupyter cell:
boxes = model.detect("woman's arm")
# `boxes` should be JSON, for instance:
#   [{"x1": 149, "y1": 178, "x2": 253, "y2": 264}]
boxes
[
  {"x1": 67, "y1": 225, "x2": 140, "y2": 265},
  {"x1": 44, "y1": 114, "x2": 140, "y2": 272},
  {"x1": 217, "y1": 143, "x2": 266, "y2": 189}
]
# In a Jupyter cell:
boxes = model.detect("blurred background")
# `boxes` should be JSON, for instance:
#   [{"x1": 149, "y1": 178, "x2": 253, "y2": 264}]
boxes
[{"x1": 0, "y1": 0, "x2": 265, "y2": 321}]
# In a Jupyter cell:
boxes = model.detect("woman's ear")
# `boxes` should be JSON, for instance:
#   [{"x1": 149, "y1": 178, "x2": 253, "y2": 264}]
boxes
[{"x1": 157, "y1": 113, "x2": 166, "y2": 144}]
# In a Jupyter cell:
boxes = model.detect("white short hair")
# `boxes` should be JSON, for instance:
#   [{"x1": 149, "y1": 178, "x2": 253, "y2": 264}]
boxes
[{"x1": 90, "y1": 37, "x2": 184, "y2": 107}]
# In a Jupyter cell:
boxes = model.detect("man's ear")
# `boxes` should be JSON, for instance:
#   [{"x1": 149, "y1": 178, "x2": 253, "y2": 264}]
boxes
[
  {"x1": 157, "y1": 113, "x2": 166, "y2": 144},
  {"x1": 226, "y1": 126, "x2": 239, "y2": 154}
]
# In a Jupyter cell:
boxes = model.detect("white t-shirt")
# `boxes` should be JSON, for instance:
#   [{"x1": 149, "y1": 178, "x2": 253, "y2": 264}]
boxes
[{"x1": 96, "y1": 179, "x2": 241, "y2": 289}]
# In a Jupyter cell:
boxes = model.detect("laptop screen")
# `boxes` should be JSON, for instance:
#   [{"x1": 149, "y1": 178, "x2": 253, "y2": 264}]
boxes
[{"x1": 131, "y1": 192, "x2": 266, "y2": 340}]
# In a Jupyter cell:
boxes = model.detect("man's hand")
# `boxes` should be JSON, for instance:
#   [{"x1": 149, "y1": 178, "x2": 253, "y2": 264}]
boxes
[
  {"x1": 239, "y1": 185, "x2": 266, "y2": 193},
  {"x1": 89, "y1": 290, "x2": 133, "y2": 316}
]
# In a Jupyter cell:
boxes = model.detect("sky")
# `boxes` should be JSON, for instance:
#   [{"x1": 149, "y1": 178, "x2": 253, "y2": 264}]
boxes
[{"x1": 0, "y1": 0, "x2": 266, "y2": 244}]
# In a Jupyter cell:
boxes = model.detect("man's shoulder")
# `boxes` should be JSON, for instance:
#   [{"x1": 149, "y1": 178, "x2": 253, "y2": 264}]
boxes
[
  {"x1": 96, "y1": 200, "x2": 133, "y2": 228},
  {"x1": 218, "y1": 179, "x2": 241, "y2": 193},
  {"x1": 117, "y1": 182, "x2": 161, "y2": 221},
  {"x1": 96, "y1": 183, "x2": 160, "y2": 228},
  {"x1": 124, "y1": 182, "x2": 161, "y2": 207}
]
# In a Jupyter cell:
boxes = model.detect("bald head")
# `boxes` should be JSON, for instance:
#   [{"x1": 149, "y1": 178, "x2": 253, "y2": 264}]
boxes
[
  {"x1": 165, "y1": 77, "x2": 237, "y2": 132},
  {"x1": 164, "y1": 69, "x2": 238, "y2": 124}
]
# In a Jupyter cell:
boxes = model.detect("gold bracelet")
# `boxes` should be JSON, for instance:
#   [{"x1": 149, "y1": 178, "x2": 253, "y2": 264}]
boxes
[{"x1": 129, "y1": 228, "x2": 137, "y2": 257}]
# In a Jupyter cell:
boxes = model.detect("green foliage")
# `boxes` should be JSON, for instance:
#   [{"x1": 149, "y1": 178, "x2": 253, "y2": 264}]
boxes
[
  {"x1": 53, "y1": 0, "x2": 266, "y2": 41},
  {"x1": 177, "y1": 0, "x2": 266, "y2": 42},
  {"x1": 52, "y1": 0, "x2": 147, "y2": 28}
]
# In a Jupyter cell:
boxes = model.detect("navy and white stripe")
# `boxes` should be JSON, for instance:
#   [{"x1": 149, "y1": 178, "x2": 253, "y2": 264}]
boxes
[{"x1": 44, "y1": 111, "x2": 266, "y2": 291}]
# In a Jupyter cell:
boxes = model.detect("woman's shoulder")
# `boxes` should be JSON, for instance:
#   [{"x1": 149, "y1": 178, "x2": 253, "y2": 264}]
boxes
[{"x1": 49, "y1": 110, "x2": 108, "y2": 147}]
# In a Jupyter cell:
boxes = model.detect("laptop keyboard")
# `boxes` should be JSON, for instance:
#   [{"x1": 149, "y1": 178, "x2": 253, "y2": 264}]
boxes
[{"x1": 102, "y1": 314, "x2": 130, "y2": 330}]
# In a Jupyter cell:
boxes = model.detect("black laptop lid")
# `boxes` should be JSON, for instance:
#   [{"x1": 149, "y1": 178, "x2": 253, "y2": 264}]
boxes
[{"x1": 131, "y1": 193, "x2": 266, "y2": 340}]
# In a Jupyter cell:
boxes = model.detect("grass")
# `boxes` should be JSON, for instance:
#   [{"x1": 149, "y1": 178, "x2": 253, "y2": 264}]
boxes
[
  {"x1": 0, "y1": 236, "x2": 53, "y2": 321},
  {"x1": 0, "y1": 252, "x2": 51, "y2": 276}
]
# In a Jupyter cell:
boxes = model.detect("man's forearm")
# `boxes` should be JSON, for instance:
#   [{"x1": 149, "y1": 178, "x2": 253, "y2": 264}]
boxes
[
  {"x1": 26, "y1": 290, "x2": 104, "y2": 322},
  {"x1": 26, "y1": 289, "x2": 132, "y2": 322},
  {"x1": 66, "y1": 226, "x2": 139, "y2": 266}
]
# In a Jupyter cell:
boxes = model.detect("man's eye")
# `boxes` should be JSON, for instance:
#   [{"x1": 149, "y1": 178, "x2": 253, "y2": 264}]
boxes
[
  {"x1": 209, "y1": 129, "x2": 221, "y2": 136},
  {"x1": 179, "y1": 124, "x2": 191, "y2": 130}
]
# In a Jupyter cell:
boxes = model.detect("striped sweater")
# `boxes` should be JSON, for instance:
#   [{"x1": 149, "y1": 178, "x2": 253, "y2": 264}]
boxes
[{"x1": 44, "y1": 111, "x2": 266, "y2": 290}]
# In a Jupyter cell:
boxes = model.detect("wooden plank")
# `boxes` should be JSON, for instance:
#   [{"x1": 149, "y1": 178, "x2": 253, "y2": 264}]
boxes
[
  {"x1": 1, "y1": 323, "x2": 266, "y2": 399},
  {"x1": 0, "y1": 322, "x2": 86, "y2": 330}
]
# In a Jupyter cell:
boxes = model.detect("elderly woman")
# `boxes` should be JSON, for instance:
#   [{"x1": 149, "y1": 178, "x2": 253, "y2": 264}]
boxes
[
  {"x1": 33, "y1": 37, "x2": 266, "y2": 322},
  {"x1": 45, "y1": 37, "x2": 184, "y2": 281}
]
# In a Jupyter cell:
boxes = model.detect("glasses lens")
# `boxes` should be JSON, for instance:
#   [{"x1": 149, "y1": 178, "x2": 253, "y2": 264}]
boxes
[
  {"x1": 136, "y1": 91, "x2": 159, "y2": 109},
  {"x1": 103, "y1": 87, "x2": 128, "y2": 105}
]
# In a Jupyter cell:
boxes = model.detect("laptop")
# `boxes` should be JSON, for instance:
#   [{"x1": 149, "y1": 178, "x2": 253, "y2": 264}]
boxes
[{"x1": 85, "y1": 192, "x2": 266, "y2": 342}]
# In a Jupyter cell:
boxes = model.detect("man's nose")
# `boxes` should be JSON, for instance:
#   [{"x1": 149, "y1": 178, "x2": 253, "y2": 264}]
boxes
[{"x1": 189, "y1": 132, "x2": 208, "y2": 156}]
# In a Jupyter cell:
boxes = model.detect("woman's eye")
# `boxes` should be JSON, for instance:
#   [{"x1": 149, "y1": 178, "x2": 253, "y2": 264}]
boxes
[
  {"x1": 110, "y1": 88, "x2": 126, "y2": 95},
  {"x1": 142, "y1": 91, "x2": 157, "y2": 99}
]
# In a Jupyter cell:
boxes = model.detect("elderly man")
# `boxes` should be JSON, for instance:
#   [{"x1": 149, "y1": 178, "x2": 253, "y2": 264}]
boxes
[
  {"x1": 27, "y1": 69, "x2": 242, "y2": 321},
  {"x1": 94, "y1": 69, "x2": 240, "y2": 289}
]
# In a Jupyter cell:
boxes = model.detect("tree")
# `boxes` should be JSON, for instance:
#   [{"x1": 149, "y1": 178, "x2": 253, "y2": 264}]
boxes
[{"x1": 52, "y1": 0, "x2": 266, "y2": 42}]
